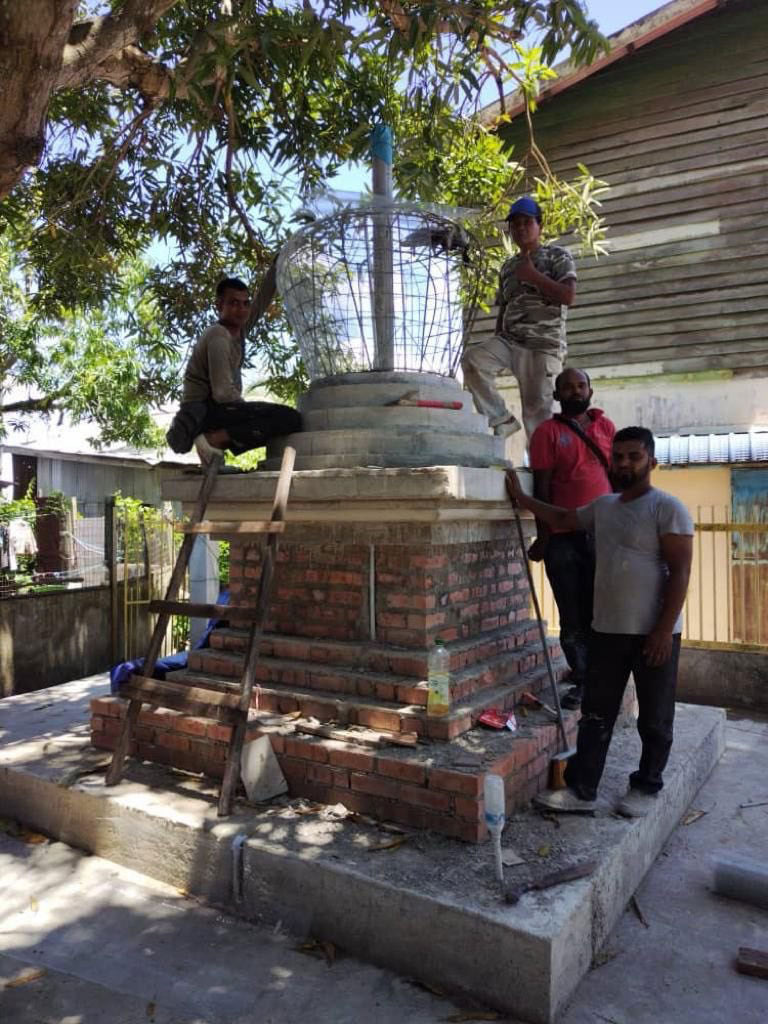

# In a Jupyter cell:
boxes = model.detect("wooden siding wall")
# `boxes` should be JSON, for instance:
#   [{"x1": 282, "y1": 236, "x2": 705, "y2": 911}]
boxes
[{"x1": 475, "y1": 0, "x2": 768, "y2": 377}]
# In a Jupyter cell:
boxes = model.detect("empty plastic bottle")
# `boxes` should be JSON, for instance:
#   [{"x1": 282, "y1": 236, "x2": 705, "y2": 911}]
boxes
[
  {"x1": 427, "y1": 638, "x2": 451, "y2": 716},
  {"x1": 484, "y1": 773, "x2": 506, "y2": 885}
]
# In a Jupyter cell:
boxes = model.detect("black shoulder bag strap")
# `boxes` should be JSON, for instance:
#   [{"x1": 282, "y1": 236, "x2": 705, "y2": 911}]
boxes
[{"x1": 553, "y1": 414, "x2": 612, "y2": 483}]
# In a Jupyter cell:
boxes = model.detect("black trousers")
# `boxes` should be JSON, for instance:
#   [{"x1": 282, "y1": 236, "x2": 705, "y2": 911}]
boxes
[
  {"x1": 543, "y1": 532, "x2": 595, "y2": 687},
  {"x1": 564, "y1": 631, "x2": 681, "y2": 801},
  {"x1": 201, "y1": 401, "x2": 302, "y2": 456},
  {"x1": 166, "y1": 400, "x2": 301, "y2": 455}
]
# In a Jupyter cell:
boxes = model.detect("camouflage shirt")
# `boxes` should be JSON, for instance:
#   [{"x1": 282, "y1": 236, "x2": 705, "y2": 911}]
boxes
[{"x1": 496, "y1": 244, "x2": 577, "y2": 354}]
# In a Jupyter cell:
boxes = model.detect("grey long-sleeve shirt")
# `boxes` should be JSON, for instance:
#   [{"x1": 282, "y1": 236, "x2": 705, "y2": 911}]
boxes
[
  {"x1": 182, "y1": 324, "x2": 243, "y2": 404},
  {"x1": 181, "y1": 261, "x2": 277, "y2": 405}
]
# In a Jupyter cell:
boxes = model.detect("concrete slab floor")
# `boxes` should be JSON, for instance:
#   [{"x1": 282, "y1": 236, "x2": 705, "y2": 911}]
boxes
[
  {"x1": 0, "y1": 833, "x2": 461, "y2": 1024},
  {"x1": 0, "y1": 680, "x2": 765, "y2": 1023},
  {"x1": 559, "y1": 710, "x2": 768, "y2": 1024}
]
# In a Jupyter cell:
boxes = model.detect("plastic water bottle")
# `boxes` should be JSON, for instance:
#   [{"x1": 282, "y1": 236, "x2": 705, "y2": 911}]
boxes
[
  {"x1": 484, "y1": 773, "x2": 506, "y2": 885},
  {"x1": 427, "y1": 638, "x2": 451, "y2": 716}
]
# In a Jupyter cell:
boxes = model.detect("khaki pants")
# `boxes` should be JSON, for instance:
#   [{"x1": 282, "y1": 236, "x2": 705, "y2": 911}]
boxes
[{"x1": 461, "y1": 336, "x2": 562, "y2": 440}]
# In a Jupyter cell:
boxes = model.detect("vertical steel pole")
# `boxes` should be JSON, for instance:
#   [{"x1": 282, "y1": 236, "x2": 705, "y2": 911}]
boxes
[{"x1": 371, "y1": 123, "x2": 395, "y2": 370}]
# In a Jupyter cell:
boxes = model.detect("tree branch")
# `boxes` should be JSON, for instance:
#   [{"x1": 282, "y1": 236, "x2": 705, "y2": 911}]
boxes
[
  {"x1": 1, "y1": 394, "x2": 65, "y2": 415},
  {"x1": 57, "y1": 1, "x2": 179, "y2": 91}
]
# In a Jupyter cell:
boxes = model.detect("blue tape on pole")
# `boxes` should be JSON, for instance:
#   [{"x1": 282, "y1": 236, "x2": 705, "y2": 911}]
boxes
[{"x1": 370, "y1": 123, "x2": 393, "y2": 165}]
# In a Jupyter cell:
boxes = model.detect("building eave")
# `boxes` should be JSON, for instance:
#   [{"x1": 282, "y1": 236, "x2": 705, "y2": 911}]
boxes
[{"x1": 479, "y1": 0, "x2": 726, "y2": 127}]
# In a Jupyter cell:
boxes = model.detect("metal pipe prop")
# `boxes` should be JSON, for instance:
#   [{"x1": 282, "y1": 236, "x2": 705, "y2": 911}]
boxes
[{"x1": 511, "y1": 506, "x2": 569, "y2": 752}]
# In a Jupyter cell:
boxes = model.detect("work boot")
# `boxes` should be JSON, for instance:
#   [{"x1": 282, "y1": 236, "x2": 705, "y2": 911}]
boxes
[
  {"x1": 561, "y1": 685, "x2": 583, "y2": 710},
  {"x1": 616, "y1": 788, "x2": 658, "y2": 819},
  {"x1": 193, "y1": 433, "x2": 225, "y2": 467},
  {"x1": 533, "y1": 788, "x2": 597, "y2": 814},
  {"x1": 493, "y1": 415, "x2": 522, "y2": 438}
]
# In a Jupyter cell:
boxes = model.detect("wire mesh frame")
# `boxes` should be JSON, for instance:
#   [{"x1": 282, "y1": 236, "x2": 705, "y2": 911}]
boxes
[{"x1": 277, "y1": 206, "x2": 484, "y2": 380}]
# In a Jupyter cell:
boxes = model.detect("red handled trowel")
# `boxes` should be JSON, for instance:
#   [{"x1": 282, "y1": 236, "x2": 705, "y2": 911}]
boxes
[{"x1": 386, "y1": 390, "x2": 463, "y2": 410}]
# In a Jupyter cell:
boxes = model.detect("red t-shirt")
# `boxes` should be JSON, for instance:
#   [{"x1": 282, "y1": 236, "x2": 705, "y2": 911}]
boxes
[{"x1": 529, "y1": 410, "x2": 616, "y2": 523}]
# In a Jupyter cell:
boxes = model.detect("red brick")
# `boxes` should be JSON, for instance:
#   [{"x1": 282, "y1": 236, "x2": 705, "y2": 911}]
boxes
[
  {"x1": 349, "y1": 772, "x2": 399, "y2": 801},
  {"x1": 400, "y1": 685, "x2": 428, "y2": 706},
  {"x1": 386, "y1": 592, "x2": 436, "y2": 611},
  {"x1": 300, "y1": 699, "x2": 336, "y2": 721},
  {"x1": 279, "y1": 756, "x2": 308, "y2": 785},
  {"x1": 454, "y1": 795, "x2": 484, "y2": 821},
  {"x1": 91, "y1": 697, "x2": 122, "y2": 717},
  {"x1": 328, "y1": 766, "x2": 350, "y2": 788},
  {"x1": 285, "y1": 738, "x2": 329, "y2": 763},
  {"x1": 306, "y1": 763, "x2": 333, "y2": 786},
  {"x1": 528, "y1": 752, "x2": 550, "y2": 780},
  {"x1": 175, "y1": 716, "x2": 209, "y2": 738},
  {"x1": 410, "y1": 554, "x2": 448, "y2": 569},
  {"x1": 156, "y1": 732, "x2": 190, "y2": 752},
  {"x1": 454, "y1": 819, "x2": 488, "y2": 842},
  {"x1": 139, "y1": 707, "x2": 180, "y2": 728},
  {"x1": 398, "y1": 783, "x2": 452, "y2": 813},
  {"x1": 377, "y1": 628, "x2": 424, "y2": 646},
  {"x1": 318, "y1": 788, "x2": 374, "y2": 815},
  {"x1": 207, "y1": 723, "x2": 233, "y2": 742},
  {"x1": 329, "y1": 747, "x2": 376, "y2": 773},
  {"x1": 193, "y1": 739, "x2": 226, "y2": 763},
  {"x1": 328, "y1": 570, "x2": 364, "y2": 585},
  {"x1": 329, "y1": 590, "x2": 361, "y2": 607},
  {"x1": 376, "y1": 758, "x2": 427, "y2": 785},
  {"x1": 488, "y1": 750, "x2": 517, "y2": 776},
  {"x1": 99, "y1": 717, "x2": 123, "y2": 738},
  {"x1": 355, "y1": 708, "x2": 402, "y2": 732},
  {"x1": 91, "y1": 732, "x2": 115, "y2": 751},
  {"x1": 377, "y1": 612, "x2": 407, "y2": 628},
  {"x1": 428, "y1": 768, "x2": 483, "y2": 797},
  {"x1": 268, "y1": 733, "x2": 285, "y2": 754}
]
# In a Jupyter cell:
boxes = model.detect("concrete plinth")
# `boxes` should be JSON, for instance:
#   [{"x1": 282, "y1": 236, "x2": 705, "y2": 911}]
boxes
[
  {"x1": 0, "y1": 677, "x2": 726, "y2": 1024},
  {"x1": 262, "y1": 371, "x2": 504, "y2": 470}
]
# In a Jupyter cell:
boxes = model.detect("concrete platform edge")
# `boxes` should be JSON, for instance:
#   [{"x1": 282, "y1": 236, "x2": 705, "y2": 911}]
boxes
[{"x1": 0, "y1": 705, "x2": 725, "y2": 1024}]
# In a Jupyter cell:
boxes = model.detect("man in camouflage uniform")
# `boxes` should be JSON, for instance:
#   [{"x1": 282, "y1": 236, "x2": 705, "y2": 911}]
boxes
[{"x1": 462, "y1": 196, "x2": 577, "y2": 441}]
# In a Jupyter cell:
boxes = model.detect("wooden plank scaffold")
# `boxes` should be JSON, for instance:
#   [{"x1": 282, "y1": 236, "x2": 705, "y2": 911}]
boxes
[{"x1": 105, "y1": 446, "x2": 296, "y2": 816}]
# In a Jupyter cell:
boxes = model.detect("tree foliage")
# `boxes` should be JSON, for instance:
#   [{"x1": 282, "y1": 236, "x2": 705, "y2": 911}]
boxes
[{"x1": 0, "y1": 1, "x2": 608, "y2": 445}]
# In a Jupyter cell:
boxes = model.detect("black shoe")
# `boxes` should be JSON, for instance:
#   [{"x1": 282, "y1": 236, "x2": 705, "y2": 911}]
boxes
[{"x1": 561, "y1": 685, "x2": 583, "y2": 710}]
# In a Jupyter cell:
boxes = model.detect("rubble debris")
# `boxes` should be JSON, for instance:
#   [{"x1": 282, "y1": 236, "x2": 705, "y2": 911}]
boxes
[
  {"x1": 4, "y1": 967, "x2": 47, "y2": 988},
  {"x1": 629, "y1": 895, "x2": 649, "y2": 928},
  {"x1": 504, "y1": 858, "x2": 597, "y2": 905},
  {"x1": 736, "y1": 946, "x2": 768, "y2": 980}
]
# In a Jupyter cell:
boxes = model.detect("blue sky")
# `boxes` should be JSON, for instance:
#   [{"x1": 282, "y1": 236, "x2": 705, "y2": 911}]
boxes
[
  {"x1": 584, "y1": 0, "x2": 664, "y2": 36},
  {"x1": 329, "y1": 0, "x2": 666, "y2": 193}
]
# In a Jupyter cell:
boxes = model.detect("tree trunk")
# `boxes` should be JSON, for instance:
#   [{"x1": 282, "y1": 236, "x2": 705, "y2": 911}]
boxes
[{"x1": 0, "y1": 2, "x2": 78, "y2": 199}]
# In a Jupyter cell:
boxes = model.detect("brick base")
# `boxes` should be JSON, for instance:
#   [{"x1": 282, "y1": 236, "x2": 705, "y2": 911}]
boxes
[
  {"x1": 95, "y1": 517, "x2": 635, "y2": 841},
  {"x1": 90, "y1": 692, "x2": 641, "y2": 841}
]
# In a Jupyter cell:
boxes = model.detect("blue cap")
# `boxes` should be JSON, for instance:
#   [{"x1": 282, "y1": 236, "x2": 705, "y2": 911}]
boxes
[{"x1": 506, "y1": 196, "x2": 542, "y2": 221}]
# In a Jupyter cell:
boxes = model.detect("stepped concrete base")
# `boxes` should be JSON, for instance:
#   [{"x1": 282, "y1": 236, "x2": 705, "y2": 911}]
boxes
[
  {"x1": 262, "y1": 371, "x2": 503, "y2": 471},
  {"x1": 0, "y1": 676, "x2": 725, "y2": 1024}
]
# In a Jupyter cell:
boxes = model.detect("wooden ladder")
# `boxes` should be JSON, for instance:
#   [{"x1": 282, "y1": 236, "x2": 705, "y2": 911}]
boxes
[{"x1": 105, "y1": 446, "x2": 296, "y2": 816}]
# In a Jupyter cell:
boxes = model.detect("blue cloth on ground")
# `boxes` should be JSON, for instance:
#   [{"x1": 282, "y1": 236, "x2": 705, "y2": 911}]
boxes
[{"x1": 109, "y1": 590, "x2": 230, "y2": 694}]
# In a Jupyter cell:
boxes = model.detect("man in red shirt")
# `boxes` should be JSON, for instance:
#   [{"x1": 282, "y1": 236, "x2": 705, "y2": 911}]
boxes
[{"x1": 528, "y1": 368, "x2": 615, "y2": 708}]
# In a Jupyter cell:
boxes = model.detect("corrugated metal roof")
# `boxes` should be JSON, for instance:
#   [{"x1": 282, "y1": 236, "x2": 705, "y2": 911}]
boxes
[{"x1": 656, "y1": 433, "x2": 768, "y2": 466}]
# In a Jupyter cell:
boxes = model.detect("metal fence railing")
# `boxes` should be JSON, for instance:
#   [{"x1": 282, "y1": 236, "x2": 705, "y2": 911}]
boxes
[{"x1": 532, "y1": 505, "x2": 768, "y2": 652}]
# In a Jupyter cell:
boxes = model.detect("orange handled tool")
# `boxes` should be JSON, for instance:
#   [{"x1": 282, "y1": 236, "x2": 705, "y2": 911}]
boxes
[{"x1": 386, "y1": 390, "x2": 463, "y2": 409}]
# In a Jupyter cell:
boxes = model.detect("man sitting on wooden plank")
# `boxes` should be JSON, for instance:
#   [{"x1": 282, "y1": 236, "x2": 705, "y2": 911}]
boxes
[{"x1": 167, "y1": 270, "x2": 301, "y2": 466}]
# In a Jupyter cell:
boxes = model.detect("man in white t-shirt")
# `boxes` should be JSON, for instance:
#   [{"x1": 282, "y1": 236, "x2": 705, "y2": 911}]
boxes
[{"x1": 505, "y1": 426, "x2": 694, "y2": 818}]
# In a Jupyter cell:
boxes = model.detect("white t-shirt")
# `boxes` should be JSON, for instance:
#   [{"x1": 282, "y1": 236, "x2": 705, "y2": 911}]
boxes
[{"x1": 576, "y1": 488, "x2": 694, "y2": 635}]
